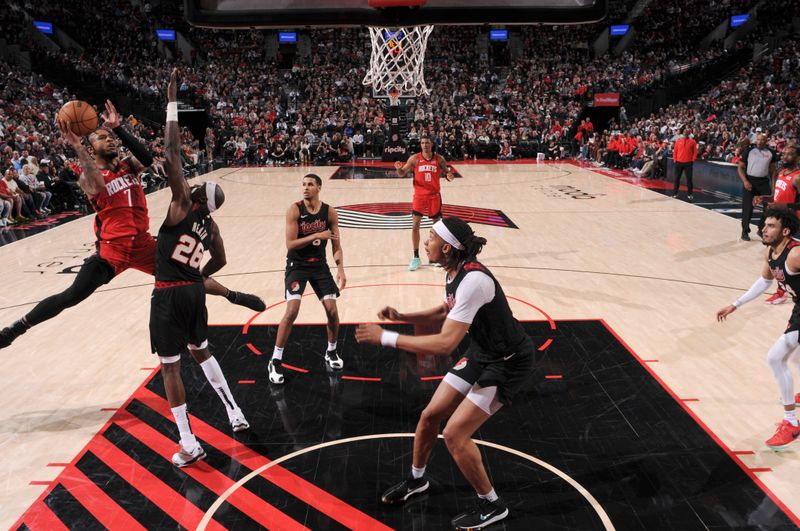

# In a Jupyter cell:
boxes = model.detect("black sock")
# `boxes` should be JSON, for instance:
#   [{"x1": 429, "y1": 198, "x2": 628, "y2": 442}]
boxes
[{"x1": 413, "y1": 249, "x2": 419, "y2": 258}]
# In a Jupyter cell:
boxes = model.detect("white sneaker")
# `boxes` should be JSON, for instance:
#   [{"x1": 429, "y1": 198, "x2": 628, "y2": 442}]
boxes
[
  {"x1": 325, "y1": 350, "x2": 344, "y2": 370},
  {"x1": 172, "y1": 443, "x2": 206, "y2": 468},
  {"x1": 268, "y1": 360, "x2": 285, "y2": 384},
  {"x1": 229, "y1": 409, "x2": 250, "y2": 432}
]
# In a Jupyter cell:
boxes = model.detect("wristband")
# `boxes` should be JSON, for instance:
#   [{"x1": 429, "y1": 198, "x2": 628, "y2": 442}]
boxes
[
  {"x1": 166, "y1": 102, "x2": 178, "y2": 122},
  {"x1": 380, "y1": 330, "x2": 399, "y2": 348}
]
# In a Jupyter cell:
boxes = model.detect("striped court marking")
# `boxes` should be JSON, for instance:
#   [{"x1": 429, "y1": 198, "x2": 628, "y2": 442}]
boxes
[{"x1": 198, "y1": 433, "x2": 615, "y2": 531}]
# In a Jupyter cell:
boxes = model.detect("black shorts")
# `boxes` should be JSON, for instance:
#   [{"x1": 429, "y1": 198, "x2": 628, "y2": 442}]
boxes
[
  {"x1": 150, "y1": 282, "x2": 208, "y2": 356},
  {"x1": 285, "y1": 261, "x2": 339, "y2": 300},
  {"x1": 445, "y1": 336, "x2": 537, "y2": 407},
  {"x1": 786, "y1": 302, "x2": 800, "y2": 333}
]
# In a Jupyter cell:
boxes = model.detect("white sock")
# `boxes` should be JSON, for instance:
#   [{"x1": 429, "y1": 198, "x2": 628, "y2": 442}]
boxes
[
  {"x1": 478, "y1": 488, "x2": 498, "y2": 502},
  {"x1": 784, "y1": 409, "x2": 798, "y2": 426},
  {"x1": 272, "y1": 346, "x2": 284, "y2": 361},
  {"x1": 411, "y1": 465, "x2": 426, "y2": 479},
  {"x1": 327, "y1": 341, "x2": 337, "y2": 352},
  {"x1": 171, "y1": 403, "x2": 198, "y2": 450},
  {"x1": 200, "y1": 356, "x2": 238, "y2": 414}
]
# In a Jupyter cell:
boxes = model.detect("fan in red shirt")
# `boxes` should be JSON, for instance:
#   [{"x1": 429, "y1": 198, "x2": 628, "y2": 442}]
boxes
[
  {"x1": 755, "y1": 145, "x2": 800, "y2": 305},
  {"x1": 0, "y1": 101, "x2": 265, "y2": 349},
  {"x1": 395, "y1": 136, "x2": 454, "y2": 271}
]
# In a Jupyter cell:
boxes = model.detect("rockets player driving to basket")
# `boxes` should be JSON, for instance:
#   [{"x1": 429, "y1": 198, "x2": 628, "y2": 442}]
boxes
[
  {"x1": 0, "y1": 101, "x2": 264, "y2": 348},
  {"x1": 395, "y1": 136, "x2": 454, "y2": 271}
]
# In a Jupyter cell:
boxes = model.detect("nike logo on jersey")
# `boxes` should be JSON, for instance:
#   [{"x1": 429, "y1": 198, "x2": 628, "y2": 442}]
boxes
[
  {"x1": 300, "y1": 214, "x2": 309, "y2": 218},
  {"x1": 503, "y1": 353, "x2": 515, "y2": 361}
]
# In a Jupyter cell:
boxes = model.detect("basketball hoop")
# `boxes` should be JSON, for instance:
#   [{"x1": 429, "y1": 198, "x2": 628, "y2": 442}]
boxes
[{"x1": 363, "y1": 22, "x2": 434, "y2": 98}]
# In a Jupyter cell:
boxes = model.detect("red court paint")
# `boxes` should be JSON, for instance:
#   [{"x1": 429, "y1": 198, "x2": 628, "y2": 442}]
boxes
[{"x1": 342, "y1": 376, "x2": 382, "y2": 382}]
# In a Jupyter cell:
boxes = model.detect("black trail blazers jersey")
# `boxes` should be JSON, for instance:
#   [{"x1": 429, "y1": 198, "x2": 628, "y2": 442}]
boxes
[
  {"x1": 156, "y1": 205, "x2": 214, "y2": 282},
  {"x1": 445, "y1": 260, "x2": 530, "y2": 362},
  {"x1": 287, "y1": 201, "x2": 330, "y2": 264},
  {"x1": 768, "y1": 239, "x2": 800, "y2": 302}
]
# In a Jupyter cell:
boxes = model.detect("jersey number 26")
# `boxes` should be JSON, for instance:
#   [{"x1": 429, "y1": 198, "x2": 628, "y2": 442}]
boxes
[{"x1": 171, "y1": 235, "x2": 204, "y2": 268}]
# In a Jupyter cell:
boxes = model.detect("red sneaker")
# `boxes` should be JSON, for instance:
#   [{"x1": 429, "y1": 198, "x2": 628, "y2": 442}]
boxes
[
  {"x1": 765, "y1": 420, "x2": 800, "y2": 450},
  {"x1": 765, "y1": 290, "x2": 789, "y2": 305}
]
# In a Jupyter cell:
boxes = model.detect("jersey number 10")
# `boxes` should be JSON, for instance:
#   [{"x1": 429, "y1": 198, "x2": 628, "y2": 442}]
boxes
[{"x1": 171, "y1": 234, "x2": 204, "y2": 268}]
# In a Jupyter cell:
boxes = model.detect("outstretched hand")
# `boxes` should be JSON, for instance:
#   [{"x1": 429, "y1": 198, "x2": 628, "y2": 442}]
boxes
[
  {"x1": 355, "y1": 323, "x2": 383, "y2": 345},
  {"x1": 101, "y1": 100, "x2": 122, "y2": 130},
  {"x1": 57, "y1": 119, "x2": 82, "y2": 149},
  {"x1": 716, "y1": 304, "x2": 736, "y2": 322},
  {"x1": 167, "y1": 67, "x2": 178, "y2": 103},
  {"x1": 378, "y1": 306, "x2": 402, "y2": 321}
]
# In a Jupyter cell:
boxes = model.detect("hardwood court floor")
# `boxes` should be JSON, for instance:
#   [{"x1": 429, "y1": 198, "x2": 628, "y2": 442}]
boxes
[{"x1": 1, "y1": 161, "x2": 799, "y2": 529}]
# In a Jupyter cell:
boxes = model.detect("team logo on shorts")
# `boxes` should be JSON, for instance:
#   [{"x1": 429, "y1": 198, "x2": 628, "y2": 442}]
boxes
[
  {"x1": 290, "y1": 281, "x2": 300, "y2": 292},
  {"x1": 334, "y1": 203, "x2": 518, "y2": 230},
  {"x1": 312, "y1": 239, "x2": 321, "y2": 246},
  {"x1": 453, "y1": 357, "x2": 468, "y2": 371}
]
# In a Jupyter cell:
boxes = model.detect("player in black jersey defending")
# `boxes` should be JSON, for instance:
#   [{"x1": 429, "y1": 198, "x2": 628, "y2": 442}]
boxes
[
  {"x1": 355, "y1": 217, "x2": 537, "y2": 530},
  {"x1": 717, "y1": 206, "x2": 800, "y2": 451},
  {"x1": 268, "y1": 173, "x2": 346, "y2": 385},
  {"x1": 152, "y1": 70, "x2": 249, "y2": 468}
]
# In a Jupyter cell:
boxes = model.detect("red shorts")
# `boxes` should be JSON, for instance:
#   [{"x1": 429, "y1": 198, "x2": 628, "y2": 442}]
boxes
[
  {"x1": 97, "y1": 232, "x2": 157, "y2": 277},
  {"x1": 411, "y1": 194, "x2": 442, "y2": 218}
]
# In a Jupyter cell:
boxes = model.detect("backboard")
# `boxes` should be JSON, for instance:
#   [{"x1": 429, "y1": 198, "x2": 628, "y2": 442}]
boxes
[{"x1": 185, "y1": 0, "x2": 608, "y2": 28}]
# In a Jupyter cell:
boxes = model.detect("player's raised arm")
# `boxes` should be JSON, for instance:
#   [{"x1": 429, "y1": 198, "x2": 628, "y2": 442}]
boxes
[
  {"x1": 395, "y1": 154, "x2": 417, "y2": 177},
  {"x1": 101, "y1": 99, "x2": 154, "y2": 173},
  {"x1": 163, "y1": 68, "x2": 191, "y2": 226},
  {"x1": 59, "y1": 120, "x2": 103, "y2": 197}
]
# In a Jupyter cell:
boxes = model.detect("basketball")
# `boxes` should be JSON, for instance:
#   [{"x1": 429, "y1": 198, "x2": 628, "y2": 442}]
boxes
[{"x1": 57, "y1": 100, "x2": 98, "y2": 137}]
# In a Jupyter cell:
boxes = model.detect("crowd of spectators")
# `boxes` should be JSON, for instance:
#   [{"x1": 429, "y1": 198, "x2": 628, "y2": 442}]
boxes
[
  {"x1": 586, "y1": 35, "x2": 799, "y2": 179},
  {"x1": 12, "y1": 0, "x2": 778, "y2": 166},
  {"x1": 1, "y1": 0, "x2": 796, "y2": 185}
]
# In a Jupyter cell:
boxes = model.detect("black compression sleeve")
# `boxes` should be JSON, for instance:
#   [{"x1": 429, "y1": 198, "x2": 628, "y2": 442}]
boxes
[{"x1": 112, "y1": 125, "x2": 154, "y2": 167}]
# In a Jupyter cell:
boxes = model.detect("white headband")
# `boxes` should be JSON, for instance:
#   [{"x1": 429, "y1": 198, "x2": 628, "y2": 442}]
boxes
[
  {"x1": 432, "y1": 220, "x2": 464, "y2": 250},
  {"x1": 206, "y1": 181, "x2": 218, "y2": 212}
]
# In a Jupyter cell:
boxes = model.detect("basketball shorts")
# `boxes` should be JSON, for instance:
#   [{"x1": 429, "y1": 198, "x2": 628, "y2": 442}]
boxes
[
  {"x1": 443, "y1": 337, "x2": 536, "y2": 414},
  {"x1": 150, "y1": 282, "x2": 208, "y2": 357},
  {"x1": 96, "y1": 232, "x2": 157, "y2": 277},
  {"x1": 785, "y1": 302, "x2": 800, "y2": 333},
  {"x1": 411, "y1": 194, "x2": 442, "y2": 219},
  {"x1": 285, "y1": 260, "x2": 340, "y2": 301}
]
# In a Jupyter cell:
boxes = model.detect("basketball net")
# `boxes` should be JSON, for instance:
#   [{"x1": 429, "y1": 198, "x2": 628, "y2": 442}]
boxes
[{"x1": 363, "y1": 25, "x2": 434, "y2": 98}]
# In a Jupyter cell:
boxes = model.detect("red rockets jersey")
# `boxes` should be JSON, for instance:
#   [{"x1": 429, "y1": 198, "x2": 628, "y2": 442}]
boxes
[
  {"x1": 413, "y1": 153, "x2": 443, "y2": 196},
  {"x1": 90, "y1": 159, "x2": 150, "y2": 240}
]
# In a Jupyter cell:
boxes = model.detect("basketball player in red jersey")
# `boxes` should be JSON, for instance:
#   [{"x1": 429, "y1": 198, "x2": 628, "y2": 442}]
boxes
[
  {"x1": 395, "y1": 136, "x2": 454, "y2": 271},
  {"x1": 755, "y1": 145, "x2": 800, "y2": 305},
  {"x1": 0, "y1": 102, "x2": 264, "y2": 348}
]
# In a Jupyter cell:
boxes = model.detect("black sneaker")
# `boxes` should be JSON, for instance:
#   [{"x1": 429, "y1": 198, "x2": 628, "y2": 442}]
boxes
[
  {"x1": 381, "y1": 476, "x2": 429, "y2": 504},
  {"x1": 0, "y1": 320, "x2": 29, "y2": 349},
  {"x1": 741, "y1": 232, "x2": 751, "y2": 241},
  {"x1": 227, "y1": 291, "x2": 266, "y2": 312},
  {"x1": 451, "y1": 498, "x2": 509, "y2": 530}
]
